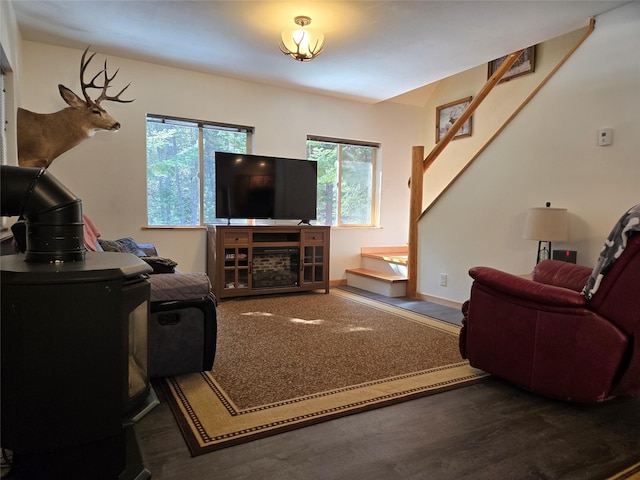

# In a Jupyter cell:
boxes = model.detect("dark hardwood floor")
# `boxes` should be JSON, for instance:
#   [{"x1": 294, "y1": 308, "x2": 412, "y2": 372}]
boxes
[
  {"x1": 137, "y1": 379, "x2": 640, "y2": 480},
  {"x1": 136, "y1": 290, "x2": 640, "y2": 480}
]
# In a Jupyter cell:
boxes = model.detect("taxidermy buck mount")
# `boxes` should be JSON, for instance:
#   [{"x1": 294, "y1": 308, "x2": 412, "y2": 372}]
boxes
[{"x1": 17, "y1": 47, "x2": 134, "y2": 168}]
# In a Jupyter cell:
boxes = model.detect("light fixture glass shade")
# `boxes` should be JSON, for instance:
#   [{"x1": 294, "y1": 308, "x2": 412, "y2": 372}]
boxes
[
  {"x1": 280, "y1": 16, "x2": 324, "y2": 62},
  {"x1": 523, "y1": 207, "x2": 569, "y2": 241}
]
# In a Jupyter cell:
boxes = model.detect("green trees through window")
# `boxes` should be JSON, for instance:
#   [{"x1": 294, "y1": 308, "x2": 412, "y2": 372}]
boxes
[
  {"x1": 146, "y1": 116, "x2": 251, "y2": 226},
  {"x1": 307, "y1": 138, "x2": 379, "y2": 227},
  {"x1": 146, "y1": 116, "x2": 378, "y2": 228}
]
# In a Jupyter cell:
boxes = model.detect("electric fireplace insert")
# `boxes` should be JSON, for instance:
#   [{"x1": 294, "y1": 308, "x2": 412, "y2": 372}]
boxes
[{"x1": 252, "y1": 246, "x2": 300, "y2": 289}]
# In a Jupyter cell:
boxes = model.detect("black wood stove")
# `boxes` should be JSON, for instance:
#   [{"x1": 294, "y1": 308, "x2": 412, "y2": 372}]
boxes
[{"x1": 1, "y1": 166, "x2": 153, "y2": 479}]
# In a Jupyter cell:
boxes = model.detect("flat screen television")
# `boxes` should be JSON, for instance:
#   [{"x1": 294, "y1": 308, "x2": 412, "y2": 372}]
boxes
[{"x1": 215, "y1": 152, "x2": 318, "y2": 222}]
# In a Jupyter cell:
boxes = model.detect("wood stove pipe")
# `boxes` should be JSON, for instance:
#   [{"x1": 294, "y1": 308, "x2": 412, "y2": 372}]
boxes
[{"x1": 1, "y1": 165, "x2": 85, "y2": 262}]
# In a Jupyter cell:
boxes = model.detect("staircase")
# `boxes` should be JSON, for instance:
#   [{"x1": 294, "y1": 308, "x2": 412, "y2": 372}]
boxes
[{"x1": 345, "y1": 246, "x2": 408, "y2": 297}]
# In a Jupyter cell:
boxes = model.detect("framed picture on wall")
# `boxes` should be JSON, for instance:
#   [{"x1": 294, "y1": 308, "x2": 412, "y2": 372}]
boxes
[
  {"x1": 488, "y1": 46, "x2": 536, "y2": 83},
  {"x1": 436, "y1": 96, "x2": 472, "y2": 143}
]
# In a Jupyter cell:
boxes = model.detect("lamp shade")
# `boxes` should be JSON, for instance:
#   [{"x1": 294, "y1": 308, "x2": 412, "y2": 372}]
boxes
[{"x1": 523, "y1": 207, "x2": 569, "y2": 241}]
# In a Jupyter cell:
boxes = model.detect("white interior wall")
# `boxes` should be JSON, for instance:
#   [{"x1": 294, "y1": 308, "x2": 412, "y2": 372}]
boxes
[
  {"x1": 17, "y1": 41, "x2": 423, "y2": 275},
  {"x1": 417, "y1": 2, "x2": 640, "y2": 304}
]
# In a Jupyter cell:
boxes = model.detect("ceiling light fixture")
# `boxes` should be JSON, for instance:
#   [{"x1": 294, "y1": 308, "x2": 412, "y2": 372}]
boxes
[{"x1": 279, "y1": 16, "x2": 324, "y2": 62}]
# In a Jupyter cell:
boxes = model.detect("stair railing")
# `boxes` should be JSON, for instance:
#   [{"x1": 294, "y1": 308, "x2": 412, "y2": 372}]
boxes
[
  {"x1": 406, "y1": 50, "x2": 523, "y2": 297},
  {"x1": 406, "y1": 18, "x2": 596, "y2": 298}
]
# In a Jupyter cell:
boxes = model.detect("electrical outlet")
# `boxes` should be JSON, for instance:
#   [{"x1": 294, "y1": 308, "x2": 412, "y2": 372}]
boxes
[{"x1": 440, "y1": 273, "x2": 447, "y2": 287}]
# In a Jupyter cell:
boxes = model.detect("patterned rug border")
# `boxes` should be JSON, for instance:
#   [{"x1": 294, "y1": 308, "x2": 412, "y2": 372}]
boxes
[
  {"x1": 609, "y1": 462, "x2": 640, "y2": 480},
  {"x1": 161, "y1": 290, "x2": 488, "y2": 456},
  {"x1": 207, "y1": 361, "x2": 473, "y2": 415}
]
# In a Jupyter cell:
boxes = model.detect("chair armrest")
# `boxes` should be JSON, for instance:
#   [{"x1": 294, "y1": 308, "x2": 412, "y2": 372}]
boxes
[
  {"x1": 469, "y1": 266, "x2": 587, "y2": 308},
  {"x1": 532, "y1": 260, "x2": 592, "y2": 292}
]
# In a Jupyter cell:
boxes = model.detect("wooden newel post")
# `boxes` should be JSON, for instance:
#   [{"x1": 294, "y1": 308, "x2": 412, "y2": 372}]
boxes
[{"x1": 407, "y1": 145, "x2": 424, "y2": 298}]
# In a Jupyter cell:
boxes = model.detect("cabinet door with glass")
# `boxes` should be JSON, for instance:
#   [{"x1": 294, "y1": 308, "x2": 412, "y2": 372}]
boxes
[
  {"x1": 221, "y1": 230, "x2": 251, "y2": 295},
  {"x1": 301, "y1": 228, "x2": 329, "y2": 291}
]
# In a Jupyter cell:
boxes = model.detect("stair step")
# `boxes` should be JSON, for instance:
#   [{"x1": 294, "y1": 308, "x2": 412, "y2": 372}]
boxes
[
  {"x1": 345, "y1": 268, "x2": 407, "y2": 283},
  {"x1": 360, "y1": 246, "x2": 408, "y2": 266},
  {"x1": 345, "y1": 268, "x2": 407, "y2": 298}
]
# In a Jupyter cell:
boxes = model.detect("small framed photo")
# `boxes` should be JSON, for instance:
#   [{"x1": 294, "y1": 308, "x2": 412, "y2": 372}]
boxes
[
  {"x1": 436, "y1": 96, "x2": 472, "y2": 143},
  {"x1": 488, "y1": 46, "x2": 536, "y2": 83}
]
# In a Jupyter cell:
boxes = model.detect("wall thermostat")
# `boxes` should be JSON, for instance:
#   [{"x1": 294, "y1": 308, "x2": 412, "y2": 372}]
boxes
[{"x1": 598, "y1": 128, "x2": 613, "y2": 146}]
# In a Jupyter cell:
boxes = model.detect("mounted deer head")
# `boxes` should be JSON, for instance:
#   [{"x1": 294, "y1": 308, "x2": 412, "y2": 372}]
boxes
[{"x1": 17, "y1": 47, "x2": 134, "y2": 168}]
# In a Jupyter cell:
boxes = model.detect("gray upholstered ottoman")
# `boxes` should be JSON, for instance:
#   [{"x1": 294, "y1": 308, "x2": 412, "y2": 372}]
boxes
[{"x1": 148, "y1": 272, "x2": 217, "y2": 377}]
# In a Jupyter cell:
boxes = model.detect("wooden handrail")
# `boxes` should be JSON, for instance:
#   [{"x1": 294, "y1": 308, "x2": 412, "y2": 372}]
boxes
[
  {"x1": 421, "y1": 49, "x2": 524, "y2": 174},
  {"x1": 406, "y1": 48, "x2": 524, "y2": 188}
]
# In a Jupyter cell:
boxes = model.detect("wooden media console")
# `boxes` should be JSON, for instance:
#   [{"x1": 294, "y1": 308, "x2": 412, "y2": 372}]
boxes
[{"x1": 206, "y1": 225, "x2": 330, "y2": 299}]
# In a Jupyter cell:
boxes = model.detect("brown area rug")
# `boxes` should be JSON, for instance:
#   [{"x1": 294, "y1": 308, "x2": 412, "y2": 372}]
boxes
[{"x1": 160, "y1": 289, "x2": 487, "y2": 456}]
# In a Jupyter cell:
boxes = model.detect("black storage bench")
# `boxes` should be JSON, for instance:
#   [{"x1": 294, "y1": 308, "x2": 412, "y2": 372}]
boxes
[{"x1": 147, "y1": 272, "x2": 217, "y2": 378}]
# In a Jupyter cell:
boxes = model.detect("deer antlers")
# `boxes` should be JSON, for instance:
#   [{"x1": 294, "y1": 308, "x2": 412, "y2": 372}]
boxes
[
  {"x1": 80, "y1": 46, "x2": 134, "y2": 105},
  {"x1": 17, "y1": 46, "x2": 134, "y2": 168}
]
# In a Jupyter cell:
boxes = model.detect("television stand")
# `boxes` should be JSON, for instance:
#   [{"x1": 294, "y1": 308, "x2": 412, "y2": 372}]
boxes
[{"x1": 206, "y1": 225, "x2": 330, "y2": 299}]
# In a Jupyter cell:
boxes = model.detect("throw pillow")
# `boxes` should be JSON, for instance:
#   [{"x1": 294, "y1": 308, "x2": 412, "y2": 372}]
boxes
[
  {"x1": 141, "y1": 256, "x2": 178, "y2": 274},
  {"x1": 114, "y1": 237, "x2": 147, "y2": 257},
  {"x1": 98, "y1": 239, "x2": 123, "y2": 253},
  {"x1": 97, "y1": 237, "x2": 147, "y2": 257}
]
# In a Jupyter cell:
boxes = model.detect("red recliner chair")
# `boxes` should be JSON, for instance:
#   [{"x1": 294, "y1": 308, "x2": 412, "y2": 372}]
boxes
[{"x1": 460, "y1": 207, "x2": 640, "y2": 402}]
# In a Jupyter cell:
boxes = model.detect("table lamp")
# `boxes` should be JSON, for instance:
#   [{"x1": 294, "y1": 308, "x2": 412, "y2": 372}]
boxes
[{"x1": 523, "y1": 202, "x2": 568, "y2": 264}]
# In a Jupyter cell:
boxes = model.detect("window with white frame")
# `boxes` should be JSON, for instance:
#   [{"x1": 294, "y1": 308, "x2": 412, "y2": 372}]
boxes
[
  {"x1": 307, "y1": 136, "x2": 380, "y2": 227},
  {"x1": 146, "y1": 115, "x2": 253, "y2": 226},
  {"x1": 1, "y1": 67, "x2": 8, "y2": 231},
  {"x1": 1, "y1": 68, "x2": 6, "y2": 166}
]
